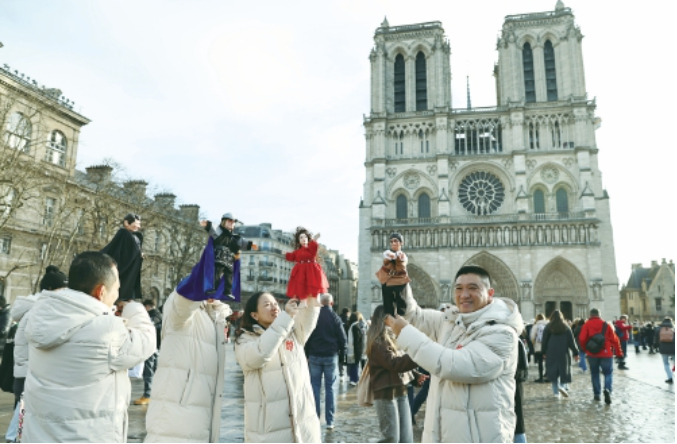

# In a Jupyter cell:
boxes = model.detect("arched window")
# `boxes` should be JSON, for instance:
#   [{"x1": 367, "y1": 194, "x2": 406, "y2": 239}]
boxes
[
  {"x1": 529, "y1": 122, "x2": 540, "y2": 149},
  {"x1": 396, "y1": 195, "x2": 408, "y2": 219},
  {"x1": 394, "y1": 54, "x2": 406, "y2": 112},
  {"x1": 46, "y1": 130, "x2": 67, "y2": 166},
  {"x1": 556, "y1": 188, "x2": 569, "y2": 213},
  {"x1": 533, "y1": 189, "x2": 545, "y2": 214},
  {"x1": 522, "y1": 43, "x2": 536, "y2": 103},
  {"x1": 418, "y1": 193, "x2": 431, "y2": 219},
  {"x1": 4, "y1": 112, "x2": 32, "y2": 152},
  {"x1": 544, "y1": 40, "x2": 558, "y2": 101},
  {"x1": 415, "y1": 52, "x2": 427, "y2": 111}
]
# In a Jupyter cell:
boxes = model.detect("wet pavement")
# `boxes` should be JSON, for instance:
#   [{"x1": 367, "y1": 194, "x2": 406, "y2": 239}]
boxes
[{"x1": 0, "y1": 345, "x2": 673, "y2": 442}]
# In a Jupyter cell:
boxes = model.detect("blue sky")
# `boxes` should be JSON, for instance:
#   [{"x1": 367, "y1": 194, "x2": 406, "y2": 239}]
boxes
[{"x1": 1, "y1": 0, "x2": 675, "y2": 283}]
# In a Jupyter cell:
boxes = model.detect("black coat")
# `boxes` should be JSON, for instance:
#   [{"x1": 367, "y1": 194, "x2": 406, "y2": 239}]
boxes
[
  {"x1": 101, "y1": 228, "x2": 143, "y2": 300},
  {"x1": 542, "y1": 324, "x2": 578, "y2": 384}
]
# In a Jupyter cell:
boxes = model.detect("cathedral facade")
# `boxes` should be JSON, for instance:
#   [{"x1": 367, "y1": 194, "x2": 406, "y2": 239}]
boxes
[{"x1": 357, "y1": 2, "x2": 620, "y2": 322}]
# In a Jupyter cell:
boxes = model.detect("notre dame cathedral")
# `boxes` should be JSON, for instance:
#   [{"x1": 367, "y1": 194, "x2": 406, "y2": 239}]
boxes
[{"x1": 357, "y1": 1, "x2": 620, "y2": 322}]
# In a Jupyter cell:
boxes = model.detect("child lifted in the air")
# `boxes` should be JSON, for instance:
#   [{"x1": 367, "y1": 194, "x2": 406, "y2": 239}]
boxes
[{"x1": 376, "y1": 232, "x2": 410, "y2": 317}]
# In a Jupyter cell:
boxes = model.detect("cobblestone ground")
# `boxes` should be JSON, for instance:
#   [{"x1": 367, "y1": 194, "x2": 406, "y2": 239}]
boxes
[{"x1": 0, "y1": 345, "x2": 672, "y2": 443}]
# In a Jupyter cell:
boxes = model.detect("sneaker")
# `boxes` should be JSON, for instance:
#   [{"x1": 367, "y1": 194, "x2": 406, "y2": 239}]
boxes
[
  {"x1": 558, "y1": 387, "x2": 569, "y2": 398},
  {"x1": 553, "y1": 393, "x2": 560, "y2": 398},
  {"x1": 618, "y1": 365, "x2": 629, "y2": 370},
  {"x1": 326, "y1": 424, "x2": 335, "y2": 430},
  {"x1": 349, "y1": 381, "x2": 357, "y2": 386},
  {"x1": 666, "y1": 379, "x2": 674, "y2": 384},
  {"x1": 133, "y1": 396, "x2": 150, "y2": 405},
  {"x1": 603, "y1": 389, "x2": 611, "y2": 405},
  {"x1": 593, "y1": 395, "x2": 601, "y2": 402}
]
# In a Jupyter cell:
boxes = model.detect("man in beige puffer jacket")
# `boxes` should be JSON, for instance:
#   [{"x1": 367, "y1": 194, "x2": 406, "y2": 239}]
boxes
[{"x1": 386, "y1": 265, "x2": 524, "y2": 443}]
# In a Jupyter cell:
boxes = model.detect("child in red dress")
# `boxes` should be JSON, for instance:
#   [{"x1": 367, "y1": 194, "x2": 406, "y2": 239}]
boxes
[{"x1": 285, "y1": 227, "x2": 329, "y2": 307}]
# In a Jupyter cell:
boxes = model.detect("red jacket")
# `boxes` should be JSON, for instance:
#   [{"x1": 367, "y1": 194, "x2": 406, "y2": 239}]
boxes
[
  {"x1": 579, "y1": 317, "x2": 623, "y2": 358},
  {"x1": 614, "y1": 320, "x2": 632, "y2": 342}
]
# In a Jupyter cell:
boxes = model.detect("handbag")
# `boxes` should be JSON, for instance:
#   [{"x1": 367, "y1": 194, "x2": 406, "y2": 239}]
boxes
[{"x1": 356, "y1": 363, "x2": 374, "y2": 407}]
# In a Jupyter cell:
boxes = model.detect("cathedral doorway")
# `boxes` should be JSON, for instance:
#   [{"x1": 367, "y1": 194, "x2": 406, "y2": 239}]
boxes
[
  {"x1": 408, "y1": 264, "x2": 438, "y2": 308},
  {"x1": 462, "y1": 252, "x2": 520, "y2": 302},
  {"x1": 534, "y1": 258, "x2": 588, "y2": 321}
]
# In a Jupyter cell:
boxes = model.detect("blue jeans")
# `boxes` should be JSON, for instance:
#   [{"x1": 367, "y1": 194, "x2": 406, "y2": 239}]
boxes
[
  {"x1": 374, "y1": 395, "x2": 413, "y2": 443},
  {"x1": 309, "y1": 354, "x2": 339, "y2": 426},
  {"x1": 662, "y1": 354, "x2": 675, "y2": 380},
  {"x1": 578, "y1": 350, "x2": 587, "y2": 371},
  {"x1": 514, "y1": 432, "x2": 527, "y2": 443},
  {"x1": 143, "y1": 351, "x2": 158, "y2": 398},
  {"x1": 411, "y1": 377, "x2": 430, "y2": 416},
  {"x1": 587, "y1": 356, "x2": 613, "y2": 396}
]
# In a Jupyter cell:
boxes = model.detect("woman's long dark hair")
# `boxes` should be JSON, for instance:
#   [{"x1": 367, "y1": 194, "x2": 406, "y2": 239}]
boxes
[
  {"x1": 235, "y1": 291, "x2": 270, "y2": 339},
  {"x1": 548, "y1": 309, "x2": 567, "y2": 335},
  {"x1": 292, "y1": 227, "x2": 313, "y2": 250}
]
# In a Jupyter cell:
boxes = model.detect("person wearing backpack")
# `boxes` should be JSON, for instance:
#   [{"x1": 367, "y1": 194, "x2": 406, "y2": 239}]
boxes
[
  {"x1": 579, "y1": 308, "x2": 623, "y2": 405},
  {"x1": 530, "y1": 313, "x2": 548, "y2": 382},
  {"x1": 653, "y1": 317, "x2": 675, "y2": 384}
]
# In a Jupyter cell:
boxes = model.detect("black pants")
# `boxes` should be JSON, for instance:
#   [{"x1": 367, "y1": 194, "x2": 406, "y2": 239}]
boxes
[
  {"x1": 382, "y1": 284, "x2": 407, "y2": 317},
  {"x1": 13, "y1": 377, "x2": 25, "y2": 408},
  {"x1": 534, "y1": 352, "x2": 544, "y2": 379}
]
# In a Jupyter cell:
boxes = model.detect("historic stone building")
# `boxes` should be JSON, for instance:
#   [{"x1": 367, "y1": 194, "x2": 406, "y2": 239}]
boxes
[
  {"x1": 620, "y1": 259, "x2": 675, "y2": 322},
  {"x1": 358, "y1": 2, "x2": 620, "y2": 321}
]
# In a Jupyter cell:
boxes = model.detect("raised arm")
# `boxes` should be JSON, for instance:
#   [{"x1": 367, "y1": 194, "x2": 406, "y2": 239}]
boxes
[
  {"x1": 285, "y1": 249, "x2": 298, "y2": 262},
  {"x1": 291, "y1": 297, "x2": 321, "y2": 345},
  {"x1": 401, "y1": 285, "x2": 446, "y2": 341},
  {"x1": 109, "y1": 301, "x2": 157, "y2": 371},
  {"x1": 164, "y1": 290, "x2": 202, "y2": 331},
  {"x1": 235, "y1": 311, "x2": 294, "y2": 371}
]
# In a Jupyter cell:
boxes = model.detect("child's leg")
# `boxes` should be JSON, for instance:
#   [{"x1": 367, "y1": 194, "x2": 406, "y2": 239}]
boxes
[
  {"x1": 382, "y1": 285, "x2": 395, "y2": 317},
  {"x1": 392, "y1": 285, "x2": 407, "y2": 316}
]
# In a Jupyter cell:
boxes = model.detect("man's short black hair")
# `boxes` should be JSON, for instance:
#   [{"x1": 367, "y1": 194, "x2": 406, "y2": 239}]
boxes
[
  {"x1": 142, "y1": 299, "x2": 156, "y2": 308},
  {"x1": 122, "y1": 213, "x2": 141, "y2": 225},
  {"x1": 455, "y1": 265, "x2": 492, "y2": 288},
  {"x1": 69, "y1": 251, "x2": 117, "y2": 295},
  {"x1": 590, "y1": 308, "x2": 600, "y2": 317}
]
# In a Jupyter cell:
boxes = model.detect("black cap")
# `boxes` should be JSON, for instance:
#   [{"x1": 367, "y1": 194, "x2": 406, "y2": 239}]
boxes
[
  {"x1": 389, "y1": 232, "x2": 403, "y2": 243},
  {"x1": 40, "y1": 266, "x2": 68, "y2": 291}
]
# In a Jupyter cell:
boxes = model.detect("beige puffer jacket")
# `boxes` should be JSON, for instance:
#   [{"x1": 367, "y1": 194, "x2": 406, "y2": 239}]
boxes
[
  {"x1": 398, "y1": 288, "x2": 524, "y2": 443},
  {"x1": 235, "y1": 303, "x2": 321, "y2": 443},
  {"x1": 23, "y1": 290, "x2": 156, "y2": 443},
  {"x1": 530, "y1": 319, "x2": 549, "y2": 353},
  {"x1": 144, "y1": 291, "x2": 232, "y2": 443}
]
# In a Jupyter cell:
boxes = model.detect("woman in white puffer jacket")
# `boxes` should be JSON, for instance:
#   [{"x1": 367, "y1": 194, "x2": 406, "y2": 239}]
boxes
[
  {"x1": 144, "y1": 290, "x2": 232, "y2": 443},
  {"x1": 235, "y1": 292, "x2": 321, "y2": 443}
]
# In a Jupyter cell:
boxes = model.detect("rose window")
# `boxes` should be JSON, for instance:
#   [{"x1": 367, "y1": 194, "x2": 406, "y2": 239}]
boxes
[{"x1": 458, "y1": 171, "x2": 505, "y2": 215}]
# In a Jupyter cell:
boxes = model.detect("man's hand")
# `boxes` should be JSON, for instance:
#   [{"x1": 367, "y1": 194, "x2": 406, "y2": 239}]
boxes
[
  {"x1": 417, "y1": 373, "x2": 429, "y2": 386},
  {"x1": 285, "y1": 299, "x2": 299, "y2": 317},
  {"x1": 384, "y1": 314, "x2": 409, "y2": 336}
]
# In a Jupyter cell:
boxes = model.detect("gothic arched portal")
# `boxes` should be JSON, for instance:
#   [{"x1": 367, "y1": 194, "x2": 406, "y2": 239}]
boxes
[
  {"x1": 408, "y1": 263, "x2": 438, "y2": 309},
  {"x1": 533, "y1": 257, "x2": 589, "y2": 320},
  {"x1": 462, "y1": 252, "x2": 520, "y2": 301}
]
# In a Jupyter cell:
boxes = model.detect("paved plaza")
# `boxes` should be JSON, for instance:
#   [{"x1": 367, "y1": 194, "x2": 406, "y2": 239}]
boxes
[{"x1": 0, "y1": 346, "x2": 673, "y2": 443}]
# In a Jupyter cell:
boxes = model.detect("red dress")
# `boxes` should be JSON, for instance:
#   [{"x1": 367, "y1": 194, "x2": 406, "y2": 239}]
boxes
[{"x1": 285, "y1": 240, "x2": 329, "y2": 299}]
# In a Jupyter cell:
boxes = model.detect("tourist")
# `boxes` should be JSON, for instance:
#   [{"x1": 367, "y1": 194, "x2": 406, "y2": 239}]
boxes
[
  {"x1": 22, "y1": 252, "x2": 156, "y2": 442},
  {"x1": 235, "y1": 292, "x2": 321, "y2": 442},
  {"x1": 572, "y1": 318, "x2": 588, "y2": 372},
  {"x1": 542, "y1": 310, "x2": 579, "y2": 397},
  {"x1": 368, "y1": 305, "x2": 417, "y2": 443},
  {"x1": 385, "y1": 265, "x2": 524, "y2": 442},
  {"x1": 653, "y1": 317, "x2": 675, "y2": 384},
  {"x1": 614, "y1": 315, "x2": 631, "y2": 370},
  {"x1": 578, "y1": 308, "x2": 623, "y2": 404},
  {"x1": 530, "y1": 313, "x2": 548, "y2": 382},
  {"x1": 305, "y1": 293, "x2": 346, "y2": 429},
  {"x1": 347, "y1": 311, "x2": 368, "y2": 386},
  {"x1": 133, "y1": 299, "x2": 162, "y2": 406}
]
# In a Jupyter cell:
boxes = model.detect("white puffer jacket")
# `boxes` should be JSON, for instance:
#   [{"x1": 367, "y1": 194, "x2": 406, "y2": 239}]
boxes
[
  {"x1": 23, "y1": 290, "x2": 156, "y2": 443},
  {"x1": 235, "y1": 302, "x2": 321, "y2": 443},
  {"x1": 398, "y1": 288, "x2": 524, "y2": 443},
  {"x1": 10, "y1": 292, "x2": 40, "y2": 378},
  {"x1": 144, "y1": 291, "x2": 232, "y2": 443}
]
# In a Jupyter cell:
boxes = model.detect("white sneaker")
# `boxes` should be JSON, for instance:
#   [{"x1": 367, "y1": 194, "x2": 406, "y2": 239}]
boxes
[
  {"x1": 326, "y1": 424, "x2": 335, "y2": 430},
  {"x1": 349, "y1": 381, "x2": 357, "y2": 386},
  {"x1": 558, "y1": 387, "x2": 569, "y2": 398}
]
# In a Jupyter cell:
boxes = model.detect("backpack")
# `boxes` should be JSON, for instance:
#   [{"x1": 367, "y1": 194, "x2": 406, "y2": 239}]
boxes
[
  {"x1": 515, "y1": 338, "x2": 529, "y2": 383},
  {"x1": 586, "y1": 322, "x2": 607, "y2": 354},
  {"x1": 659, "y1": 327, "x2": 674, "y2": 343},
  {"x1": 535, "y1": 323, "x2": 546, "y2": 343}
]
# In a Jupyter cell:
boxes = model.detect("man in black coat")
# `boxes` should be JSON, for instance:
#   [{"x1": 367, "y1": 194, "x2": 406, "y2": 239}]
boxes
[{"x1": 100, "y1": 213, "x2": 143, "y2": 300}]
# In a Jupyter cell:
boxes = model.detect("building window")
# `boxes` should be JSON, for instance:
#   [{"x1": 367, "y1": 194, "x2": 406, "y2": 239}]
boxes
[
  {"x1": 630, "y1": 307, "x2": 634, "y2": 316},
  {"x1": 98, "y1": 216, "x2": 107, "y2": 239},
  {"x1": 418, "y1": 193, "x2": 431, "y2": 218},
  {"x1": 396, "y1": 195, "x2": 408, "y2": 219},
  {"x1": 656, "y1": 298, "x2": 662, "y2": 311},
  {"x1": 529, "y1": 122, "x2": 540, "y2": 149},
  {"x1": 415, "y1": 52, "x2": 427, "y2": 111},
  {"x1": 43, "y1": 197, "x2": 56, "y2": 226},
  {"x1": 555, "y1": 188, "x2": 569, "y2": 213},
  {"x1": 458, "y1": 171, "x2": 505, "y2": 216},
  {"x1": 544, "y1": 40, "x2": 558, "y2": 101},
  {"x1": 454, "y1": 119, "x2": 502, "y2": 155},
  {"x1": 522, "y1": 43, "x2": 536, "y2": 103},
  {"x1": 4, "y1": 112, "x2": 32, "y2": 152},
  {"x1": 46, "y1": 130, "x2": 67, "y2": 167},
  {"x1": 0, "y1": 236, "x2": 10, "y2": 254},
  {"x1": 0, "y1": 279, "x2": 4, "y2": 298},
  {"x1": 533, "y1": 190, "x2": 545, "y2": 214},
  {"x1": 394, "y1": 54, "x2": 406, "y2": 112},
  {"x1": 551, "y1": 121, "x2": 561, "y2": 148}
]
